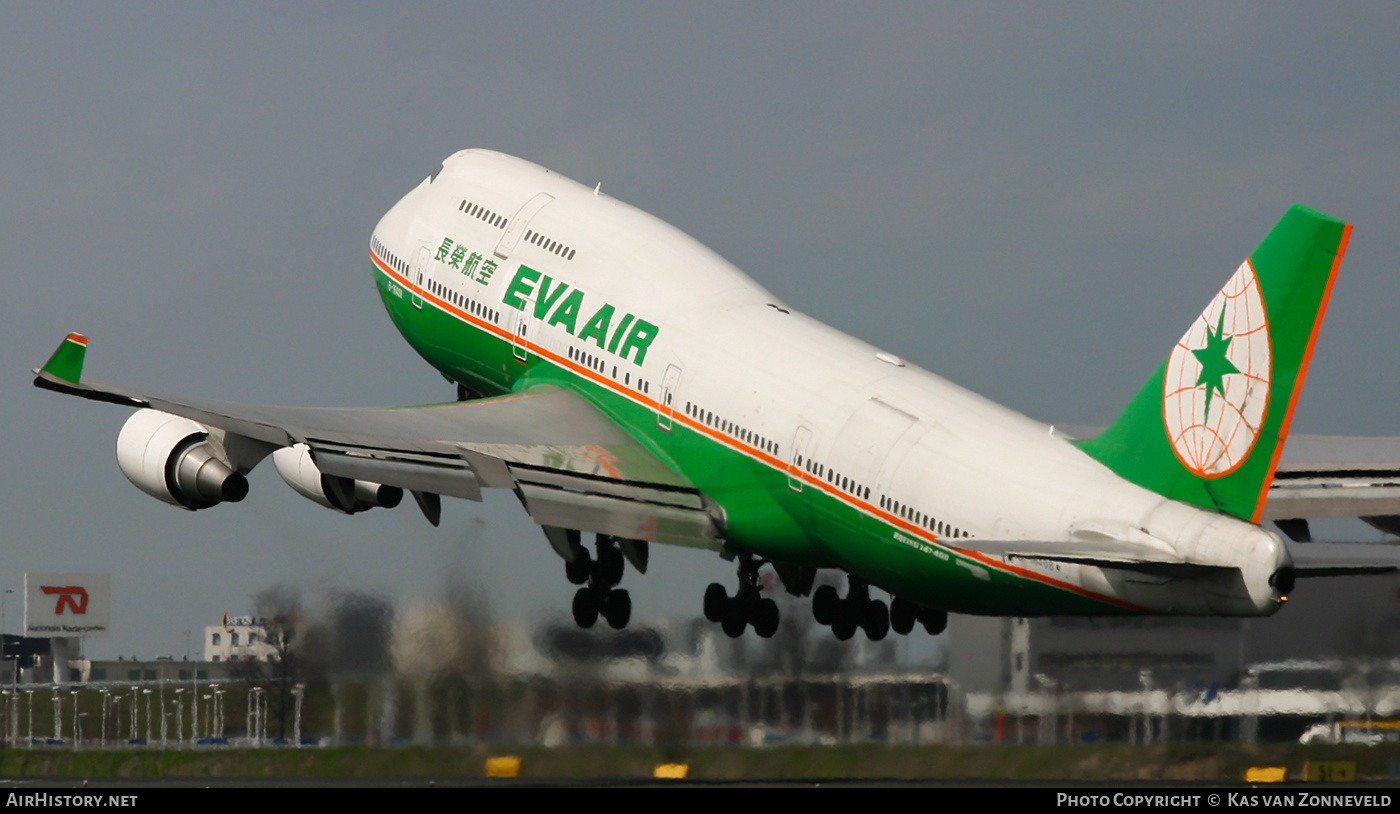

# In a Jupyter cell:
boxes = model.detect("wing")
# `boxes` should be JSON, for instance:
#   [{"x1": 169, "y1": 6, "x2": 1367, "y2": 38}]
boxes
[{"x1": 33, "y1": 334, "x2": 721, "y2": 550}]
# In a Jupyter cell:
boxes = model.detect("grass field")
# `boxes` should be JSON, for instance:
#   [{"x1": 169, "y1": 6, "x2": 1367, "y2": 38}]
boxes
[{"x1": 1, "y1": 743, "x2": 1398, "y2": 781}]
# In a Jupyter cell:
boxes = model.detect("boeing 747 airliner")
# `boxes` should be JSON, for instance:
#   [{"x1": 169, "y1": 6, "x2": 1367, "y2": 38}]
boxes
[{"x1": 35, "y1": 149, "x2": 1400, "y2": 641}]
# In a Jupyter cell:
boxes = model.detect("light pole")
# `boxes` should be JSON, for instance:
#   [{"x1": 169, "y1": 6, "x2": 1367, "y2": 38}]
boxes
[
  {"x1": 193, "y1": 681, "x2": 201, "y2": 744},
  {"x1": 248, "y1": 687, "x2": 266, "y2": 747},
  {"x1": 173, "y1": 688, "x2": 185, "y2": 748},
  {"x1": 99, "y1": 689, "x2": 110, "y2": 749},
  {"x1": 211, "y1": 685, "x2": 224, "y2": 740},
  {"x1": 246, "y1": 687, "x2": 257, "y2": 747},
  {"x1": 1, "y1": 589, "x2": 16, "y2": 703},
  {"x1": 1, "y1": 588, "x2": 14, "y2": 637},
  {"x1": 110, "y1": 695, "x2": 122, "y2": 747},
  {"x1": 69, "y1": 690, "x2": 80, "y2": 750},
  {"x1": 142, "y1": 689, "x2": 152, "y2": 744},
  {"x1": 292, "y1": 683, "x2": 305, "y2": 747}
]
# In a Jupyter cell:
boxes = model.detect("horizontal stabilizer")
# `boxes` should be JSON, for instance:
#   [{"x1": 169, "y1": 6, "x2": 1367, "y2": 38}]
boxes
[
  {"x1": 1285, "y1": 541, "x2": 1400, "y2": 577},
  {"x1": 1056, "y1": 426, "x2": 1400, "y2": 522}
]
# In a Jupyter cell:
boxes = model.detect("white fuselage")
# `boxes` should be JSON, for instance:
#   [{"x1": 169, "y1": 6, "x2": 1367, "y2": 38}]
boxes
[{"x1": 371, "y1": 149, "x2": 1290, "y2": 617}]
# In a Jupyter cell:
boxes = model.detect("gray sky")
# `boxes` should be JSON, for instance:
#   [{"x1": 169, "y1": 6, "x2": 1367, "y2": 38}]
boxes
[{"x1": 5, "y1": 4, "x2": 1400, "y2": 659}]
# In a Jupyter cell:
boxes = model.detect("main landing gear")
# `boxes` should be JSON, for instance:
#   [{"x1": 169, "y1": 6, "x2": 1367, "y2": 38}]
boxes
[
  {"x1": 889, "y1": 596, "x2": 948, "y2": 636},
  {"x1": 812, "y1": 579, "x2": 948, "y2": 640},
  {"x1": 703, "y1": 553, "x2": 780, "y2": 639},
  {"x1": 812, "y1": 578, "x2": 886, "y2": 641},
  {"x1": 545, "y1": 528, "x2": 644, "y2": 630}
]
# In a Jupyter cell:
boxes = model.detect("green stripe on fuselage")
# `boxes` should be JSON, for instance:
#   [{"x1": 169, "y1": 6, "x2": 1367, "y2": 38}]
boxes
[{"x1": 374, "y1": 262, "x2": 1129, "y2": 616}]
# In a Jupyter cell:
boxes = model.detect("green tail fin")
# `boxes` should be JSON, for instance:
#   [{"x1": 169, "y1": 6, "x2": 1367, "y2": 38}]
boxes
[
  {"x1": 38, "y1": 333, "x2": 89, "y2": 384},
  {"x1": 1077, "y1": 206, "x2": 1351, "y2": 523}
]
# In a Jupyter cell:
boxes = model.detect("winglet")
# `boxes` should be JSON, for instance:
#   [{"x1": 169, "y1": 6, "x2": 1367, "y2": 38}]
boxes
[{"x1": 38, "y1": 333, "x2": 89, "y2": 385}]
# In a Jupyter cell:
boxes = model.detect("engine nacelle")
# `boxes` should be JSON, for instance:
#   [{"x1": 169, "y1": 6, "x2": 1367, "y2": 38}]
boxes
[
  {"x1": 116, "y1": 409, "x2": 248, "y2": 510},
  {"x1": 272, "y1": 443, "x2": 402, "y2": 514}
]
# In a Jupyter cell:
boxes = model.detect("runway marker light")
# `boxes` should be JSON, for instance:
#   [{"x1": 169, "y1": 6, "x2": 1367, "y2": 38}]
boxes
[
  {"x1": 486, "y1": 755, "x2": 522, "y2": 778},
  {"x1": 654, "y1": 763, "x2": 689, "y2": 779},
  {"x1": 1245, "y1": 766, "x2": 1288, "y2": 783}
]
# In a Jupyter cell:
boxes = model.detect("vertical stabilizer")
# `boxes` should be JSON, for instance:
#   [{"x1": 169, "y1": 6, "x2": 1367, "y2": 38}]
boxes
[{"x1": 1077, "y1": 206, "x2": 1351, "y2": 522}]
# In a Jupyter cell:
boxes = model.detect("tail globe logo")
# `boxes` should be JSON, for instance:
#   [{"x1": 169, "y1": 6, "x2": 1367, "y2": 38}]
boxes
[{"x1": 1163, "y1": 260, "x2": 1272, "y2": 478}]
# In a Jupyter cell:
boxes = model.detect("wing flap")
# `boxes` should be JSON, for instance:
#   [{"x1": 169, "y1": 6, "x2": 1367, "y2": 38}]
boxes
[
  {"x1": 309, "y1": 444, "x2": 483, "y2": 502},
  {"x1": 517, "y1": 482, "x2": 721, "y2": 550},
  {"x1": 512, "y1": 466, "x2": 705, "y2": 510}
]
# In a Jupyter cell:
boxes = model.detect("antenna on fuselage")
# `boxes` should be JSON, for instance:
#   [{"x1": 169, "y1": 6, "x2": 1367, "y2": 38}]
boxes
[{"x1": 594, "y1": 182, "x2": 601, "y2": 196}]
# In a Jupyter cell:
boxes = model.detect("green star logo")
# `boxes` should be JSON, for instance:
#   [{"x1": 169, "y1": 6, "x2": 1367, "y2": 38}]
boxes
[{"x1": 1191, "y1": 307, "x2": 1240, "y2": 421}]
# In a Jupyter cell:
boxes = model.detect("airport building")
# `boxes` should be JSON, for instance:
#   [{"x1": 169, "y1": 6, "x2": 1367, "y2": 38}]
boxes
[
  {"x1": 204, "y1": 616, "x2": 282, "y2": 664},
  {"x1": 2, "y1": 569, "x2": 1398, "y2": 747}
]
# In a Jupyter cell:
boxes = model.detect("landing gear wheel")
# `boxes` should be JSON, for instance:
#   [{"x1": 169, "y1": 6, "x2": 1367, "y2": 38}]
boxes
[
  {"x1": 832, "y1": 619, "x2": 857, "y2": 641},
  {"x1": 812, "y1": 584, "x2": 839, "y2": 626},
  {"x1": 753, "y1": 598, "x2": 780, "y2": 638},
  {"x1": 596, "y1": 546, "x2": 625, "y2": 588},
  {"x1": 704, "y1": 583, "x2": 728, "y2": 623},
  {"x1": 920, "y1": 608, "x2": 948, "y2": 635},
  {"x1": 565, "y1": 550, "x2": 593, "y2": 586},
  {"x1": 721, "y1": 604, "x2": 748, "y2": 638},
  {"x1": 862, "y1": 599, "x2": 890, "y2": 641},
  {"x1": 572, "y1": 588, "x2": 599, "y2": 628},
  {"x1": 890, "y1": 598, "x2": 917, "y2": 635},
  {"x1": 602, "y1": 589, "x2": 632, "y2": 629}
]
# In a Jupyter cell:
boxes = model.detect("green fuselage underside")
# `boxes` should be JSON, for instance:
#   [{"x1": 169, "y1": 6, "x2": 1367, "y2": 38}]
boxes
[{"x1": 376, "y1": 263, "x2": 1127, "y2": 617}]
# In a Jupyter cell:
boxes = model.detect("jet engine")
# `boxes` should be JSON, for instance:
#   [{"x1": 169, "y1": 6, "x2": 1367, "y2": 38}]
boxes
[
  {"x1": 115, "y1": 409, "x2": 248, "y2": 510},
  {"x1": 271, "y1": 443, "x2": 402, "y2": 514}
]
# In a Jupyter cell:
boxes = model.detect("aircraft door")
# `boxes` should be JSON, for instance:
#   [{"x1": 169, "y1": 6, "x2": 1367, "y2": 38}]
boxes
[
  {"x1": 512, "y1": 283, "x2": 535, "y2": 363},
  {"x1": 412, "y1": 245, "x2": 430, "y2": 309},
  {"x1": 787, "y1": 425, "x2": 814, "y2": 492},
  {"x1": 495, "y1": 193, "x2": 554, "y2": 261},
  {"x1": 658, "y1": 364, "x2": 682, "y2": 431}
]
